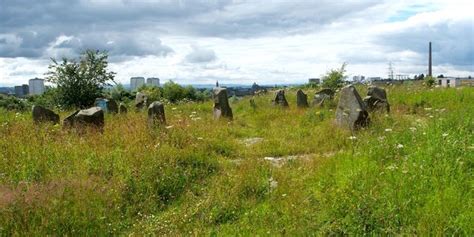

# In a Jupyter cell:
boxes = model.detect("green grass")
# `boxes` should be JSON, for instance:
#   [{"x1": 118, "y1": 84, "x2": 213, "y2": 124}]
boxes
[{"x1": 0, "y1": 85, "x2": 472, "y2": 235}]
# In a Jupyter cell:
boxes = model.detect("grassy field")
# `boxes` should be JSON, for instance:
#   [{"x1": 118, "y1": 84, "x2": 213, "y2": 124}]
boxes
[{"x1": 0, "y1": 85, "x2": 472, "y2": 235}]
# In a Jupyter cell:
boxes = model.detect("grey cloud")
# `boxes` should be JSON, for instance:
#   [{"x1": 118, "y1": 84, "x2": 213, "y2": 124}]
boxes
[
  {"x1": 185, "y1": 46, "x2": 217, "y2": 63},
  {"x1": 0, "y1": 0, "x2": 381, "y2": 58}
]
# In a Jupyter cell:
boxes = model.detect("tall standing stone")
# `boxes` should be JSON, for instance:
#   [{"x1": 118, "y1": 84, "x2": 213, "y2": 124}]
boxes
[
  {"x1": 213, "y1": 88, "x2": 233, "y2": 120},
  {"x1": 363, "y1": 86, "x2": 390, "y2": 113},
  {"x1": 32, "y1": 105, "x2": 60, "y2": 124},
  {"x1": 272, "y1": 89, "x2": 289, "y2": 107},
  {"x1": 313, "y1": 88, "x2": 335, "y2": 107},
  {"x1": 94, "y1": 98, "x2": 118, "y2": 113},
  {"x1": 148, "y1": 101, "x2": 166, "y2": 128},
  {"x1": 335, "y1": 85, "x2": 369, "y2": 130},
  {"x1": 74, "y1": 107, "x2": 105, "y2": 131},
  {"x1": 135, "y1": 92, "x2": 147, "y2": 110},
  {"x1": 296, "y1": 89, "x2": 309, "y2": 108}
]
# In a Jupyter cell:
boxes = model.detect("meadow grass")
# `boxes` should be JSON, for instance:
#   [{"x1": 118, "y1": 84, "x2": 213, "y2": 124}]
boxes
[{"x1": 0, "y1": 85, "x2": 472, "y2": 235}]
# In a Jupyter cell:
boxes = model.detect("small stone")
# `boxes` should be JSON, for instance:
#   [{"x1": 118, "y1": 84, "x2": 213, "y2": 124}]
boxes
[
  {"x1": 272, "y1": 89, "x2": 289, "y2": 107},
  {"x1": 32, "y1": 105, "x2": 60, "y2": 125},
  {"x1": 74, "y1": 107, "x2": 105, "y2": 130},
  {"x1": 213, "y1": 87, "x2": 233, "y2": 120},
  {"x1": 296, "y1": 89, "x2": 309, "y2": 108},
  {"x1": 148, "y1": 101, "x2": 166, "y2": 128}
]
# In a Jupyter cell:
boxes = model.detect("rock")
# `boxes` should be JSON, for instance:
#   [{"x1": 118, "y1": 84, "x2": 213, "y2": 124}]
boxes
[
  {"x1": 148, "y1": 101, "x2": 166, "y2": 128},
  {"x1": 335, "y1": 85, "x2": 369, "y2": 130},
  {"x1": 32, "y1": 105, "x2": 59, "y2": 124},
  {"x1": 213, "y1": 87, "x2": 233, "y2": 119},
  {"x1": 135, "y1": 92, "x2": 147, "y2": 110},
  {"x1": 313, "y1": 88, "x2": 335, "y2": 107},
  {"x1": 363, "y1": 86, "x2": 390, "y2": 113},
  {"x1": 272, "y1": 89, "x2": 289, "y2": 107},
  {"x1": 296, "y1": 89, "x2": 309, "y2": 108},
  {"x1": 63, "y1": 110, "x2": 80, "y2": 128},
  {"x1": 74, "y1": 107, "x2": 105, "y2": 130},
  {"x1": 119, "y1": 103, "x2": 127, "y2": 114}
]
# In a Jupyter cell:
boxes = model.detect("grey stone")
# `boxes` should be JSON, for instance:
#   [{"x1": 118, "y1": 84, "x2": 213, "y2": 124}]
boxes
[
  {"x1": 272, "y1": 89, "x2": 289, "y2": 107},
  {"x1": 296, "y1": 89, "x2": 309, "y2": 108},
  {"x1": 74, "y1": 107, "x2": 105, "y2": 130},
  {"x1": 119, "y1": 103, "x2": 128, "y2": 114},
  {"x1": 213, "y1": 88, "x2": 233, "y2": 119},
  {"x1": 32, "y1": 105, "x2": 59, "y2": 124},
  {"x1": 335, "y1": 85, "x2": 369, "y2": 130},
  {"x1": 148, "y1": 101, "x2": 166, "y2": 128},
  {"x1": 135, "y1": 92, "x2": 147, "y2": 110},
  {"x1": 363, "y1": 86, "x2": 390, "y2": 113},
  {"x1": 313, "y1": 88, "x2": 335, "y2": 107}
]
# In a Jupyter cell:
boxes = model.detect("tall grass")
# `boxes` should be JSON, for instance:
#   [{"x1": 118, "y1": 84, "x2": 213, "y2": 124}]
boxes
[{"x1": 0, "y1": 85, "x2": 472, "y2": 235}]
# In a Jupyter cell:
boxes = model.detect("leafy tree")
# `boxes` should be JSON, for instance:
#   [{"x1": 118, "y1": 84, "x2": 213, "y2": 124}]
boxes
[
  {"x1": 45, "y1": 50, "x2": 116, "y2": 109},
  {"x1": 108, "y1": 83, "x2": 133, "y2": 103},
  {"x1": 322, "y1": 63, "x2": 347, "y2": 90},
  {"x1": 162, "y1": 81, "x2": 186, "y2": 103}
]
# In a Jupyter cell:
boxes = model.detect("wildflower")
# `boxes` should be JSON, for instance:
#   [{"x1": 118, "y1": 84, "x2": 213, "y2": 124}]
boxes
[
  {"x1": 429, "y1": 115, "x2": 434, "y2": 118},
  {"x1": 165, "y1": 125, "x2": 174, "y2": 129},
  {"x1": 192, "y1": 111, "x2": 197, "y2": 114},
  {"x1": 409, "y1": 127, "x2": 417, "y2": 132},
  {"x1": 378, "y1": 136, "x2": 385, "y2": 141},
  {"x1": 396, "y1": 144, "x2": 404, "y2": 149},
  {"x1": 269, "y1": 177, "x2": 278, "y2": 189},
  {"x1": 197, "y1": 137, "x2": 203, "y2": 140},
  {"x1": 348, "y1": 136, "x2": 357, "y2": 140},
  {"x1": 424, "y1": 108, "x2": 432, "y2": 111},
  {"x1": 442, "y1": 133, "x2": 448, "y2": 137},
  {"x1": 172, "y1": 107, "x2": 177, "y2": 110},
  {"x1": 385, "y1": 128, "x2": 392, "y2": 132}
]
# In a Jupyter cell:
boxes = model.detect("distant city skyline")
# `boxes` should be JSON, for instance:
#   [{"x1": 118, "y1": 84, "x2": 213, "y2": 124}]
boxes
[{"x1": 0, "y1": 0, "x2": 473, "y2": 87}]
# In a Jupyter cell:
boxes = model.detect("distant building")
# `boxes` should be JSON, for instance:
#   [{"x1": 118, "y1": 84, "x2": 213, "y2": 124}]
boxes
[
  {"x1": 146, "y1": 77, "x2": 160, "y2": 87},
  {"x1": 438, "y1": 78, "x2": 461, "y2": 88},
  {"x1": 28, "y1": 78, "x2": 45, "y2": 95},
  {"x1": 352, "y1": 75, "x2": 365, "y2": 82},
  {"x1": 14, "y1": 84, "x2": 29, "y2": 97},
  {"x1": 308, "y1": 78, "x2": 320, "y2": 84},
  {"x1": 130, "y1": 77, "x2": 145, "y2": 91}
]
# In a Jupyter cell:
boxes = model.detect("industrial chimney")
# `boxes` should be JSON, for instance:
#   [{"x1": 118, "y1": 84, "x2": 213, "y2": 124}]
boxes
[{"x1": 428, "y1": 42, "x2": 432, "y2": 77}]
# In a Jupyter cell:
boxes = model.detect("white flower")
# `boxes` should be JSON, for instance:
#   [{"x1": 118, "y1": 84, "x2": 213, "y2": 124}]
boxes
[
  {"x1": 396, "y1": 144, "x2": 404, "y2": 149},
  {"x1": 348, "y1": 136, "x2": 357, "y2": 140},
  {"x1": 409, "y1": 127, "x2": 417, "y2": 132},
  {"x1": 197, "y1": 137, "x2": 203, "y2": 140},
  {"x1": 165, "y1": 125, "x2": 174, "y2": 129},
  {"x1": 171, "y1": 107, "x2": 177, "y2": 110},
  {"x1": 424, "y1": 108, "x2": 432, "y2": 111},
  {"x1": 442, "y1": 133, "x2": 448, "y2": 137},
  {"x1": 385, "y1": 128, "x2": 393, "y2": 132}
]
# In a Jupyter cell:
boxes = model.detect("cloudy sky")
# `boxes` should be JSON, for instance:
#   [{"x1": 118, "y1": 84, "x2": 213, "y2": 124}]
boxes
[{"x1": 0, "y1": 0, "x2": 473, "y2": 86}]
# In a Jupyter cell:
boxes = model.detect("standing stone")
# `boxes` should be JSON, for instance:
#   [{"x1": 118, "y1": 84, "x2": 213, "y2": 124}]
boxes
[
  {"x1": 363, "y1": 86, "x2": 390, "y2": 113},
  {"x1": 63, "y1": 110, "x2": 80, "y2": 128},
  {"x1": 148, "y1": 101, "x2": 166, "y2": 128},
  {"x1": 32, "y1": 105, "x2": 60, "y2": 124},
  {"x1": 213, "y1": 88, "x2": 233, "y2": 119},
  {"x1": 313, "y1": 88, "x2": 335, "y2": 107},
  {"x1": 119, "y1": 103, "x2": 128, "y2": 114},
  {"x1": 335, "y1": 85, "x2": 369, "y2": 130},
  {"x1": 135, "y1": 92, "x2": 147, "y2": 110},
  {"x1": 272, "y1": 89, "x2": 289, "y2": 107},
  {"x1": 296, "y1": 89, "x2": 309, "y2": 108},
  {"x1": 74, "y1": 107, "x2": 104, "y2": 130}
]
